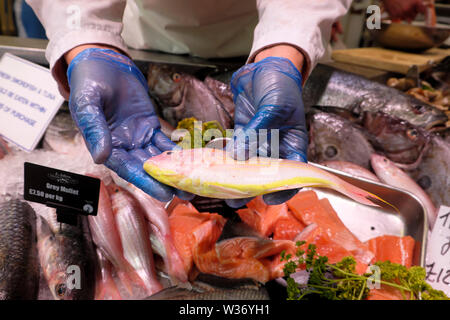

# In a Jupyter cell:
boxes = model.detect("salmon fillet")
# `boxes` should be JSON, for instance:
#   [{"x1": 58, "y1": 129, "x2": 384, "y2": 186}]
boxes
[
  {"x1": 169, "y1": 204, "x2": 226, "y2": 275},
  {"x1": 194, "y1": 237, "x2": 296, "y2": 283},
  {"x1": 288, "y1": 191, "x2": 374, "y2": 264},
  {"x1": 236, "y1": 196, "x2": 290, "y2": 237},
  {"x1": 294, "y1": 224, "x2": 368, "y2": 275},
  {"x1": 273, "y1": 213, "x2": 306, "y2": 240},
  {"x1": 365, "y1": 235, "x2": 415, "y2": 267}
]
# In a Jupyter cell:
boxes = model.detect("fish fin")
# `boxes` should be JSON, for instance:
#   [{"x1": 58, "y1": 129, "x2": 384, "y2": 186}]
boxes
[{"x1": 164, "y1": 235, "x2": 189, "y2": 283}]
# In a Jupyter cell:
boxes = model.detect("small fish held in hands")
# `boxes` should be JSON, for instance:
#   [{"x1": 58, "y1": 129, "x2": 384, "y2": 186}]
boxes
[{"x1": 143, "y1": 148, "x2": 389, "y2": 208}]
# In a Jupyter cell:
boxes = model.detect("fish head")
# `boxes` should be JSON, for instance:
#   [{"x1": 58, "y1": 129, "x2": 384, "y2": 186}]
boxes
[
  {"x1": 363, "y1": 112, "x2": 430, "y2": 164},
  {"x1": 370, "y1": 153, "x2": 396, "y2": 177},
  {"x1": 147, "y1": 63, "x2": 188, "y2": 107},
  {"x1": 37, "y1": 217, "x2": 90, "y2": 300},
  {"x1": 382, "y1": 94, "x2": 448, "y2": 131},
  {"x1": 143, "y1": 148, "x2": 226, "y2": 188},
  {"x1": 308, "y1": 112, "x2": 374, "y2": 168}
]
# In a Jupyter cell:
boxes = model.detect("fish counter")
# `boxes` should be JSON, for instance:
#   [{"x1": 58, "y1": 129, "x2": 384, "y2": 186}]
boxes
[{"x1": 0, "y1": 46, "x2": 449, "y2": 301}]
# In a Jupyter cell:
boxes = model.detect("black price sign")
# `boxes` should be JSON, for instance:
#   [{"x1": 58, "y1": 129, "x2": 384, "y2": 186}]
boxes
[{"x1": 24, "y1": 162, "x2": 100, "y2": 225}]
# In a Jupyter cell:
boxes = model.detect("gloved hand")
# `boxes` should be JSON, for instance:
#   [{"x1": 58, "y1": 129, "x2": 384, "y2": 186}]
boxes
[
  {"x1": 225, "y1": 57, "x2": 308, "y2": 208},
  {"x1": 67, "y1": 48, "x2": 192, "y2": 202}
]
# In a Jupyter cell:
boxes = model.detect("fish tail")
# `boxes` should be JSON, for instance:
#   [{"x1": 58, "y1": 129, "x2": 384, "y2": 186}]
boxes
[
  {"x1": 95, "y1": 279, "x2": 122, "y2": 300},
  {"x1": 164, "y1": 235, "x2": 189, "y2": 283},
  {"x1": 116, "y1": 268, "x2": 147, "y2": 296},
  {"x1": 338, "y1": 181, "x2": 399, "y2": 212}
]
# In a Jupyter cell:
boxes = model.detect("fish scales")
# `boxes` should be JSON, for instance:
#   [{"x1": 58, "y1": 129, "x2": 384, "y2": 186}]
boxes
[{"x1": 0, "y1": 200, "x2": 39, "y2": 300}]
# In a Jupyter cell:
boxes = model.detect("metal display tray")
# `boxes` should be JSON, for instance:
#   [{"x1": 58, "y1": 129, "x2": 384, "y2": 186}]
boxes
[{"x1": 311, "y1": 163, "x2": 428, "y2": 267}]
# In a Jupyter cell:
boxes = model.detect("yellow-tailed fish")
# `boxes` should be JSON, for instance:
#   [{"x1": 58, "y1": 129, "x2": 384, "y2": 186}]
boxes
[{"x1": 143, "y1": 148, "x2": 386, "y2": 207}]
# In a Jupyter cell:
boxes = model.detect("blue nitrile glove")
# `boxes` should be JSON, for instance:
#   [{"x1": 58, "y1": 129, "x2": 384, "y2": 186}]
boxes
[
  {"x1": 225, "y1": 57, "x2": 308, "y2": 208},
  {"x1": 67, "y1": 48, "x2": 193, "y2": 202}
]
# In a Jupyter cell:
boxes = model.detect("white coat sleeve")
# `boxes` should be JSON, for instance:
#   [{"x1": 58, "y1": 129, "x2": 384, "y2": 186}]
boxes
[
  {"x1": 250, "y1": 0, "x2": 353, "y2": 83},
  {"x1": 25, "y1": 0, "x2": 129, "y2": 98}
]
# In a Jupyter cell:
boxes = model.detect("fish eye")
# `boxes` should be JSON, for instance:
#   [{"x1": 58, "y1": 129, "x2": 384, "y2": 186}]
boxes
[
  {"x1": 55, "y1": 283, "x2": 66, "y2": 298},
  {"x1": 406, "y1": 129, "x2": 418, "y2": 140},
  {"x1": 417, "y1": 176, "x2": 431, "y2": 190},
  {"x1": 166, "y1": 151, "x2": 173, "y2": 155},
  {"x1": 324, "y1": 146, "x2": 338, "y2": 158},
  {"x1": 413, "y1": 105, "x2": 425, "y2": 114},
  {"x1": 172, "y1": 73, "x2": 181, "y2": 83}
]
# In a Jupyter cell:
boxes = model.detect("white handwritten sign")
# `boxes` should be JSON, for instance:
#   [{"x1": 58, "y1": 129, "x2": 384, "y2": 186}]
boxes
[
  {"x1": 0, "y1": 53, "x2": 64, "y2": 151},
  {"x1": 426, "y1": 206, "x2": 450, "y2": 296}
]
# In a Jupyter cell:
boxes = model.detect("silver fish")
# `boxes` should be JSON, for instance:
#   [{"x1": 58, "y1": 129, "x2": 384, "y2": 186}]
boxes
[
  {"x1": 146, "y1": 274, "x2": 269, "y2": 300},
  {"x1": 108, "y1": 184, "x2": 163, "y2": 297},
  {"x1": 307, "y1": 112, "x2": 375, "y2": 169},
  {"x1": 303, "y1": 64, "x2": 447, "y2": 131},
  {"x1": 43, "y1": 111, "x2": 82, "y2": 155},
  {"x1": 147, "y1": 63, "x2": 234, "y2": 129},
  {"x1": 36, "y1": 212, "x2": 96, "y2": 300},
  {"x1": 407, "y1": 135, "x2": 450, "y2": 209},
  {"x1": 0, "y1": 200, "x2": 39, "y2": 300}
]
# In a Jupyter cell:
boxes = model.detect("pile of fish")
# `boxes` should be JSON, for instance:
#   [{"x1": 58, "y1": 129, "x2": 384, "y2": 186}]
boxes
[
  {"x1": 1, "y1": 59, "x2": 449, "y2": 300},
  {"x1": 148, "y1": 62, "x2": 449, "y2": 228}
]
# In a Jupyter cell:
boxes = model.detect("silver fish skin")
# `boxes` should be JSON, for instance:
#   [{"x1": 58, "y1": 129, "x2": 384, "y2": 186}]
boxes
[
  {"x1": 407, "y1": 136, "x2": 450, "y2": 209},
  {"x1": 319, "y1": 160, "x2": 380, "y2": 182},
  {"x1": 146, "y1": 274, "x2": 269, "y2": 300},
  {"x1": 361, "y1": 112, "x2": 430, "y2": 166},
  {"x1": 303, "y1": 64, "x2": 447, "y2": 131},
  {"x1": 43, "y1": 111, "x2": 82, "y2": 155},
  {"x1": 109, "y1": 185, "x2": 163, "y2": 297},
  {"x1": 307, "y1": 112, "x2": 375, "y2": 169},
  {"x1": 370, "y1": 154, "x2": 437, "y2": 229},
  {"x1": 36, "y1": 213, "x2": 96, "y2": 300},
  {"x1": 0, "y1": 200, "x2": 39, "y2": 300},
  {"x1": 147, "y1": 63, "x2": 233, "y2": 129}
]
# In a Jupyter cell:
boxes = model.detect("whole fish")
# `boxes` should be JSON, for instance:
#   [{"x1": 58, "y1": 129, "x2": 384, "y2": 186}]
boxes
[
  {"x1": 143, "y1": 148, "x2": 388, "y2": 208},
  {"x1": 87, "y1": 179, "x2": 144, "y2": 293},
  {"x1": 147, "y1": 63, "x2": 234, "y2": 129},
  {"x1": 95, "y1": 249, "x2": 122, "y2": 300},
  {"x1": 0, "y1": 200, "x2": 39, "y2": 300},
  {"x1": 307, "y1": 112, "x2": 374, "y2": 169},
  {"x1": 303, "y1": 64, "x2": 447, "y2": 131},
  {"x1": 36, "y1": 212, "x2": 96, "y2": 300},
  {"x1": 370, "y1": 154, "x2": 437, "y2": 229},
  {"x1": 147, "y1": 274, "x2": 269, "y2": 300},
  {"x1": 407, "y1": 136, "x2": 450, "y2": 209},
  {"x1": 109, "y1": 184, "x2": 163, "y2": 297},
  {"x1": 43, "y1": 111, "x2": 82, "y2": 155},
  {"x1": 361, "y1": 112, "x2": 430, "y2": 166},
  {"x1": 319, "y1": 160, "x2": 380, "y2": 182},
  {"x1": 120, "y1": 182, "x2": 187, "y2": 283}
]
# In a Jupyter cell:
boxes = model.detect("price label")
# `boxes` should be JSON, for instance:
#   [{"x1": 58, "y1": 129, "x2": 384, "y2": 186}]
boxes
[
  {"x1": 24, "y1": 162, "x2": 100, "y2": 225},
  {"x1": 425, "y1": 206, "x2": 450, "y2": 296},
  {"x1": 0, "y1": 53, "x2": 64, "y2": 151}
]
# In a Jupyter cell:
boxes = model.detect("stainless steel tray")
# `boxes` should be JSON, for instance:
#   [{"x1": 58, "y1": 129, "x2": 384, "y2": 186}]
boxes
[{"x1": 310, "y1": 163, "x2": 427, "y2": 267}]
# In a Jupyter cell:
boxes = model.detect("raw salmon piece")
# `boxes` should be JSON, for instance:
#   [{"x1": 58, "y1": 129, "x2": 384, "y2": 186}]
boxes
[
  {"x1": 194, "y1": 237, "x2": 296, "y2": 283},
  {"x1": 365, "y1": 235, "x2": 415, "y2": 267},
  {"x1": 366, "y1": 285, "x2": 405, "y2": 300},
  {"x1": 273, "y1": 212, "x2": 306, "y2": 240},
  {"x1": 195, "y1": 248, "x2": 270, "y2": 283},
  {"x1": 288, "y1": 191, "x2": 374, "y2": 264},
  {"x1": 293, "y1": 224, "x2": 368, "y2": 275},
  {"x1": 169, "y1": 204, "x2": 226, "y2": 275},
  {"x1": 237, "y1": 197, "x2": 290, "y2": 237}
]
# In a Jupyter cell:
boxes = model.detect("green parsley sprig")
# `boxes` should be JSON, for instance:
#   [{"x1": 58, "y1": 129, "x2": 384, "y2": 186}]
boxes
[{"x1": 280, "y1": 241, "x2": 449, "y2": 300}]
